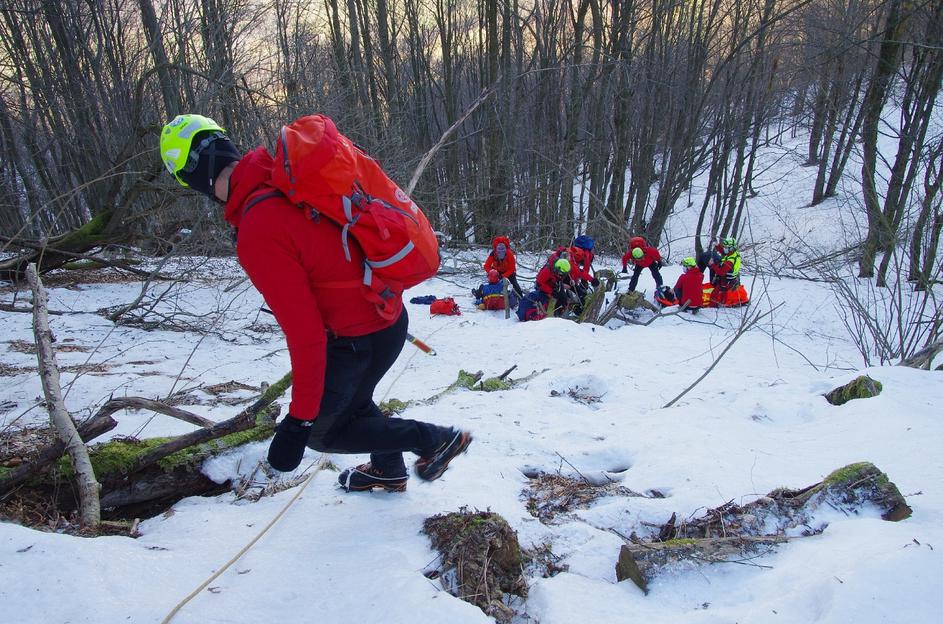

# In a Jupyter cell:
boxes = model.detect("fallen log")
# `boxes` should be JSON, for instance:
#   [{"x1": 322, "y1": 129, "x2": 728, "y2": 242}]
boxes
[
  {"x1": 617, "y1": 535, "x2": 790, "y2": 593},
  {"x1": 0, "y1": 211, "x2": 116, "y2": 282},
  {"x1": 0, "y1": 414, "x2": 117, "y2": 498},
  {"x1": 4, "y1": 372, "x2": 292, "y2": 519},
  {"x1": 615, "y1": 462, "x2": 911, "y2": 592}
]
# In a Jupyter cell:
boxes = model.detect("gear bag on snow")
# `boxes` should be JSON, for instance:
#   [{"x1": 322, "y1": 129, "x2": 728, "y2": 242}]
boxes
[
  {"x1": 430, "y1": 297, "x2": 461, "y2": 316},
  {"x1": 269, "y1": 114, "x2": 440, "y2": 319}
]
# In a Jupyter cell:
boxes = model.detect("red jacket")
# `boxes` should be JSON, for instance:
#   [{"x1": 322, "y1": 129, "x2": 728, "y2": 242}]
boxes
[
  {"x1": 223, "y1": 147, "x2": 401, "y2": 421},
  {"x1": 483, "y1": 236, "x2": 517, "y2": 277},
  {"x1": 674, "y1": 267, "x2": 704, "y2": 309},
  {"x1": 622, "y1": 244, "x2": 662, "y2": 269},
  {"x1": 536, "y1": 264, "x2": 570, "y2": 295},
  {"x1": 568, "y1": 246, "x2": 594, "y2": 281}
]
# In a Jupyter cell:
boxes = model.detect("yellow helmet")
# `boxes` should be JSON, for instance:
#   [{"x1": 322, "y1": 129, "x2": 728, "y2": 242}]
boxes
[
  {"x1": 553, "y1": 258, "x2": 571, "y2": 274},
  {"x1": 160, "y1": 114, "x2": 226, "y2": 187}
]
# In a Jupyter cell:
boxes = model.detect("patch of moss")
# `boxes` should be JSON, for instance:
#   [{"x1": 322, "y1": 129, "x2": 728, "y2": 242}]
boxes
[
  {"x1": 55, "y1": 417, "x2": 275, "y2": 478},
  {"x1": 660, "y1": 537, "x2": 699, "y2": 547},
  {"x1": 379, "y1": 398, "x2": 410, "y2": 414},
  {"x1": 823, "y1": 462, "x2": 889, "y2": 489},
  {"x1": 259, "y1": 372, "x2": 293, "y2": 405},
  {"x1": 456, "y1": 370, "x2": 481, "y2": 389},
  {"x1": 478, "y1": 377, "x2": 512, "y2": 392}
]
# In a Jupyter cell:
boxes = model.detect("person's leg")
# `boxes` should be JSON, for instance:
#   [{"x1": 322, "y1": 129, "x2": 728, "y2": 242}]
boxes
[
  {"x1": 306, "y1": 308, "x2": 448, "y2": 466},
  {"x1": 507, "y1": 272, "x2": 524, "y2": 297},
  {"x1": 650, "y1": 264, "x2": 664, "y2": 288},
  {"x1": 628, "y1": 265, "x2": 643, "y2": 291}
]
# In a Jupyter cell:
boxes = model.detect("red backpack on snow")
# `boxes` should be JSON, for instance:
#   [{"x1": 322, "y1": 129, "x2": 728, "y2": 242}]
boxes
[{"x1": 269, "y1": 114, "x2": 440, "y2": 319}]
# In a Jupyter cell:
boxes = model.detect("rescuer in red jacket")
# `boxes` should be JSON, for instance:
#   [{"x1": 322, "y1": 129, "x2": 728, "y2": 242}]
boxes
[
  {"x1": 621, "y1": 236, "x2": 664, "y2": 292},
  {"x1": 483, "y1": 236, "x2": 524, "y2": 297},
  {"x1": 673, "y1": 256, "x2": 703, "y2": 312},
  {"x1": 159, "y1": 114, "x2": 470, "y2": 493}
]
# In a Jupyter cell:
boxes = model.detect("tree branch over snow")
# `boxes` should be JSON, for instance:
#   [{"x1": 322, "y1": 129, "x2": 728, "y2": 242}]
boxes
[{"x1": 662, "y1": 304, "x2": 781, "y2": 409}]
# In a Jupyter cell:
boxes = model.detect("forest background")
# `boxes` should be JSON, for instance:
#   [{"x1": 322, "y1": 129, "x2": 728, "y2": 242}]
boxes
[{"x1": 0, "y1": 0, "x2": 940, "y2": 336}]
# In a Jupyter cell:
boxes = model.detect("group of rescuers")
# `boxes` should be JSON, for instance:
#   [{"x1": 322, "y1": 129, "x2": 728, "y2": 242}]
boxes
[
  {"x1": 158, "y1": 111, "x2": 741, "y2": 496},
  {"x1": 472, "y1": 234, "x2": 743, "y2": 321}
]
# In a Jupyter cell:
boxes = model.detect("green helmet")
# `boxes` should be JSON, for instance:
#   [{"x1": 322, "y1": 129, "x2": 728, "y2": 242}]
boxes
[
  {"x1": 631, "y1": 247, "x2": 644, "y2": 260},
  {"x1": 553, "y1": 258, "x2": 571, "y2": 274},
  {"x1": 160, "y1": 114, "x2": 226, "y2": 186},
  {"x1": 722, "y1": 236, "x2": 737, "y2": 250},
  {"x1": 682, "y1": 256, "x2": 696, "y2": 268}
]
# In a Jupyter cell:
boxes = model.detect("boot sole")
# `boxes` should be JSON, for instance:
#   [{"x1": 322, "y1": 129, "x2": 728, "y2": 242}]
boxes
[
  {"x1": 416, "y1": 432, "x2": 473, "y2": 481},
  {"x1": 343, "y1": 482, "x2": 407, "y2": 493}
]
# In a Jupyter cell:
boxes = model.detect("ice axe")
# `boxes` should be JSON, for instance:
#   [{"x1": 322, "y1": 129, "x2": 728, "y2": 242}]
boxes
[{"x1": 406, "y1": 332, "x2": 436, "y2": 355}]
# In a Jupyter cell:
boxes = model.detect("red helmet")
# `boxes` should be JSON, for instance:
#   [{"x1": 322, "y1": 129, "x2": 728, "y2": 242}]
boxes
[{"x1": 487, "y1": 269, "x2": 500, "y2": 284}]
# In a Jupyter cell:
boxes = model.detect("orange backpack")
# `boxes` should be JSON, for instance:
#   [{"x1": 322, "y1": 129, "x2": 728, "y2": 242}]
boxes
[{"x1": 269, "y1": 114, "x2": 440, "y2": 319}]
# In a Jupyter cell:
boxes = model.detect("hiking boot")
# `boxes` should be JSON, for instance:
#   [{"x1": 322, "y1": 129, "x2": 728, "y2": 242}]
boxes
[
  {"x1": 338, "y1": 463, "x2": 407, "y2": 493},
  {"x1": 415, "y1": 429, "x2": 472, "y2": 481}
]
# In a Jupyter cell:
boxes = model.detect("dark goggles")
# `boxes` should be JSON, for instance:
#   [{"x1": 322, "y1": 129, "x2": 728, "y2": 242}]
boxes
[{"x1": 179, "y1": 131, "x2": 228, "y2": 178}]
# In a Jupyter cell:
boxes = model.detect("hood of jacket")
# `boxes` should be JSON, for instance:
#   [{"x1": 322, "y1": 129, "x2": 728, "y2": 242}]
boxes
[
  {"x1": 223, "y1": 146, "x2": 275, "y2": 229},
  {"x1": 492, "y1": 235, "x2": 512, "y2": 251}
]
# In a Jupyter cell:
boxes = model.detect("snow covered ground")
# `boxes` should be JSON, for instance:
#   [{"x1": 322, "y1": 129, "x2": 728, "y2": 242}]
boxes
[{"x1": 2, "y1": 132, "x2": 942, "y2": 623}]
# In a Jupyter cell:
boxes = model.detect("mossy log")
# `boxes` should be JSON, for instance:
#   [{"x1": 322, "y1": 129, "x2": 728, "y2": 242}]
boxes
[
  {"x1": 380, "y1": 367, "x2": 547, "y2": 413},
  {"x1": 0, "y1": 414, "x2": 117, "y2": 497},
  {"x1": 616, "y1": 462, "x2": 911, "y2": 591},
  {"x1": 824, "y1": 375, "x2": 882, "y2": 405},
  {"x1": 0, "y1": 211, "x2": 117, "y2": 282},
  {"x1": 5, "y1": 372, "x2": 291, "y2": 519},
  {"x1": 577, "y1": 269, "x2": 618, "y2": 324},
  {"x1": 617, "y1": 535, "x2": 789, "y2": 592}
]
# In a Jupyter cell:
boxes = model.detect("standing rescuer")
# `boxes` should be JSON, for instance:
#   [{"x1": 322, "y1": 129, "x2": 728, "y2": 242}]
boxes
[{"x1": 159, "y1": 113, "x2": 471, "y2": 492}]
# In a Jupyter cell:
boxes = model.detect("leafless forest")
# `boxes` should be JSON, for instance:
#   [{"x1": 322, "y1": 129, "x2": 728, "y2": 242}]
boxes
[{"x1": 0, "y1": 0, "x2": 940, "y2": 289}]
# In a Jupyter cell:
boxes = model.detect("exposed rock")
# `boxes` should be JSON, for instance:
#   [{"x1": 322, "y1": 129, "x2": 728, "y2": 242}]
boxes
[{"x1": 824, "y1": 375, "x2": 882, "y2": 405}]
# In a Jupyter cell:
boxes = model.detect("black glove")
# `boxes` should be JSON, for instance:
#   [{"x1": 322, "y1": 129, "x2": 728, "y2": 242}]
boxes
[
  {"x1": 591, "y1": 277, "x2": 600, "y2": 287},
  {"x1": 267, "y1": 414, "x2": 313, "y2": 472},
  {"x1": 621, "y1": 266, "x2": 628, "y2": 274}
]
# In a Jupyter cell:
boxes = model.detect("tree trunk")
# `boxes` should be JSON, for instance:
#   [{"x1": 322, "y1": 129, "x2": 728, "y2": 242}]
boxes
[
  {"x1": 26, "y1": 263, "x2": 100, "y2": 527},
  {"x1": 858, "y1": 0, "x2": 904, "y2": 279}
]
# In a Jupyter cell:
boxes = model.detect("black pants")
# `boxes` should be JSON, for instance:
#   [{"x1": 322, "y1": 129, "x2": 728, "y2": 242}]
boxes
[
  {"x1": 506, "y1": 272, "x2": 524, "y2": 297},
  {"x1": 628, "y1": 264, "x2": 663, "y2": 291},
  {"x1": 305, "y1": 307, "x2": 446, "y2": 474}
]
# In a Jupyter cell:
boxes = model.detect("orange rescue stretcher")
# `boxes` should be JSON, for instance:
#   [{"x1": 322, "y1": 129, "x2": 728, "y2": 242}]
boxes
[{"x1": 655, "y1": 282, "x2": 750, "y2": 308}]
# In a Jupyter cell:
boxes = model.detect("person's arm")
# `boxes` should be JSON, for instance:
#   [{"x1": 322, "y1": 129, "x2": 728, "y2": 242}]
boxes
[
  {"x1": 714, "y1": 258, "x2": 733, "y2": 277},
  {"x1": 536, "y1": 267, "x2": 554, "y2": 294},
  {"x1": 237, "y1": 226, "x2": 327, "y2": 421},
  {"x1": 484, "y1": 253, "x2": 495, "y2": 273}
]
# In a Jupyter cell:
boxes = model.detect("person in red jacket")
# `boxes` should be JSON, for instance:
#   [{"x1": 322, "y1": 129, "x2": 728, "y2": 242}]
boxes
[
  {"x1": 536, "y1": 257, "x2": 576, "y2": 315},
  {"x1": 673, "y1": 256, "x2": 703, "y2": 312},
  {"x1": 159, "y1": 114, "x2": 470, "y2": 492},
  {"x1": 621, "y1": 236, "x2": 664, "y2": 292},
  {"x1": 483, "y1": 236, "x2": 524, "y2": 297},
  {"x1": 571, "y1": 235, "x2": 597, "y2": 285}
]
